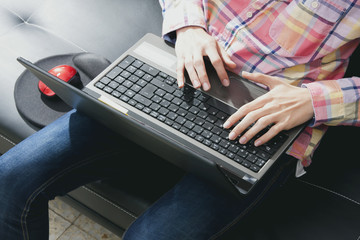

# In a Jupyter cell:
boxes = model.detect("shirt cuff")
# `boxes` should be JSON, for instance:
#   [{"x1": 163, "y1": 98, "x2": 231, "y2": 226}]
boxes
[
  {"x1": 161, "y1": 1, "x2": 207, "y2": 43},
  {"x1": 302, "y1": 80, "x2": 344, "y2": 127}
]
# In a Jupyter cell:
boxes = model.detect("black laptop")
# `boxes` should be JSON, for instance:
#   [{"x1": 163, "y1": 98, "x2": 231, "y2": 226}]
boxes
[{"x1": 18, "y1": 33, "x2": 304, "y2": 196}]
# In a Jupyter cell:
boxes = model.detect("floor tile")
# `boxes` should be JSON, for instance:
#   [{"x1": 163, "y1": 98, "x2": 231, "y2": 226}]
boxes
[
  {"x1": 49, "y1": 210, "x2": 71, "y2": 240},
  {"x1": 74, "y1": 214, "x2": 122, "y2": 240},
  {"x1": 58, "y1": 225, "x2": 96, "y2": 240},
  {"x1": 49, "y1": 198, "x2": 81, "y2": 223}
]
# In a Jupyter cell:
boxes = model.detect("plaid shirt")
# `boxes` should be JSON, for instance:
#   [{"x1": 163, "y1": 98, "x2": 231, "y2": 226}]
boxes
[{"x1": 159, "y1": 0, "x2": 360, "y2": 168}]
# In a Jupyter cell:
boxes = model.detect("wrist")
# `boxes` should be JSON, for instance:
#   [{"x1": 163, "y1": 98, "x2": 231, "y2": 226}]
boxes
[{"x1": 176, "y1": 26, "x2": 205, "y2": 37}]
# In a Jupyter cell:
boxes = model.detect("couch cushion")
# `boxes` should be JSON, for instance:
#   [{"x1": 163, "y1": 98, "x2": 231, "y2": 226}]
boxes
[{"x1": 0, "y1": 0, "x2": 163, "y2": 148}]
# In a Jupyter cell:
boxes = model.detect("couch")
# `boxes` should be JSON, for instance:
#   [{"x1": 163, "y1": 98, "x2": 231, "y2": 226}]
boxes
[{"x1": 0, "y1": 0, "x2": 359, "y2": 239}]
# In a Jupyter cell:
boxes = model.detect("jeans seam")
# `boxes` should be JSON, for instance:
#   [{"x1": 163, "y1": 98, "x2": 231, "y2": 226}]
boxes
[
  {"x1": 82, "y1": 186, "x2": 137, "y2": 219},
  {"x1": 20, "y1": 151, "x2": 121, "y2": 240}
]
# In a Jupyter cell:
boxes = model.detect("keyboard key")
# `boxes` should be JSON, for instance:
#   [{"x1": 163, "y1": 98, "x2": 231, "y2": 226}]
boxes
[
  {"x1": 226, "y1": 152, "x2": 235, "y2": 159},
  {"x1": 250, "y1": 165, "x2": 260, "y2": 172},
  {"x1": 193, "y1": 126, "x2": 204, "y2": 134},
  {"x1": 184, "y1": 121, "x2": 195, "y2": 130},
  {"x1": 133, "y1": 95, "x2": 152, "y2": 106},
  {"x1": 107, "y1": 67, "x2": 122, "y2": 79},
  {"x1": 203, "y1": 139, "x2": 212, "y2": 146},
  {"x1": 140, "y1": 84, "x2": 157, "y2": 99},
  {"x1": 150, "y1": 111, "x2": 159, "y2": 118},
  {"x1": 195, "y1": 135, "x2": 205, "y2": 142},
  {"x1": 219, "y1": 140, "x2": 230, "y2": 149},
  {"x1": 241, "y1": 160, "x2": 251, "y2": 168},
  {"x1": 135, "y1": 103, "x2": 144, "y2": 110},
  {"x1": 103, "y1": 86, "x2": 113, "y2": 94},
  {"x1": 211, "y1": 144, "x2": 219, "y2": 151},
  {"x1": 246, "y1": 154, "x2": 258, "y2": 163},
  {"x1": 114, "y1": 76, "x2": 126, "y2": 84},
  {"x1": 135, "y1": 69, "x2": 145, "y2": 78},
  {"x1": 187, "y1": 131, "x2": 197, "y2": 138},
  {"x1": 132, "y1": 59, "x2": 143, "y2": 68},
  {"x1": 120, "y1": 71, "x2": 131, "y2": 79},
  {"x1": 141, "y1": 64, "x2": 159, "y2": 76},
  {"x1": 180, "y1": 127, "x2": 189, "y2": 134},
  {"x1": 95, "y1": 82, "x2": 105, "y2": 89},
  {"x1": 155, "y1": 89, "x2": 166, "y2": 97},
  {"x1": 158, "y1": 107, "x2": 169, "y2": 116},
  {"x1": 119, "y1": 95, "x2": 130, "y2": 102},
  {"x1": 116, "y1": 85, "x2": 127, "y2": 94},
  {"x1": 125, "y1": 90, "x2": 136, "y2": 98},
  {"x1": 150, "y1": 103, "x2": 161, "y2": 111},
  {"x1": 111, "y1": 91, "x2": 121, "y2": 98},
  {"x1": 175, "y1": 116, "x2": 186, "y2": 125},
  {"x1": 172, "y1": 123, "x2": 181, "y2": 130},
  {"x1": 126, "y1": 65, "x2": 137, "y2": 73},
  {"x1": 177, "y1": 108, "x2": 187, "y2": 117},
  {"x1": 167, "y1": 112, "x2": 178, "y2": 120},
  {"x1": 234, "y1": 156, "x2": 244, "y2": 164},
  {"x1": 210, "y1": 135, "x2": 221, "y2": 144},
  {"x1": 108, "y1": 81, "x2": 119, "y2": 89},
  {"x1": 142, "y1": 74, "x2": 153, "y2": 82},
  {"x1": 118, "y1": 55, "x2": 135, "y2": 69},
  {"x1": 189, "y1": 106, "x2": 200, "y2": 115},
  {"x1": 151, "y1": 78, "x2": 175, "y2": 93},
  {"x1": 194, "y1": 117, "x2": 205, "y2": 126},
  {"x1": 203, "y1": 122, "x2": 213, "y2": 131},
  {"x1": 201, "y1": 130, "x2": 213, "y2": 139},
  {"x1": 100, "y1": 77, "x2": 111, "y2": 85},
  {"x1": 185, "y1": 113, "x2": 196, "y2": 121}
]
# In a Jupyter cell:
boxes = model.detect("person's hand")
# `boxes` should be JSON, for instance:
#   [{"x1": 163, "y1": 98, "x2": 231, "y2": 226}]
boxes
[
  {"x1": 223, "y1": 72, "x2": 314, "y2": 146},
  {"x1": 175, "y1": 26, "x2": 236, "y2": 91}
]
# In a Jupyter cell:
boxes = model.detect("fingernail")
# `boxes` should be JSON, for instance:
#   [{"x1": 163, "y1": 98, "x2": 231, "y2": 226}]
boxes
[
  {"x1": 254, "y1": 139, "x2": 262, "y2": 147},
  {"x1": 194, "y1": 80, "x2": 201, "y2": 88},
  {"x1": 223, "y1": 120, "x2": 231, "y2": 129},
  {"x1": 229, "y1": 132, "x2": 236, "y2": 140},
  {"x1": 239, "y1": 136, "x2": 247, "y2": 144},
  {"x1": 223, "y1": 79, "x2": 230, "y2": 86},
  {"x1": 203, "y1": 82, "x2": 210, "y2": 91}
]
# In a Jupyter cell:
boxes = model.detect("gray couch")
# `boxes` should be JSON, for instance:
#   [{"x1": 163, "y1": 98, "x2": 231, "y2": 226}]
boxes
[{"x1": 0, "y1": 0, "x2": 359, "y2": 239}]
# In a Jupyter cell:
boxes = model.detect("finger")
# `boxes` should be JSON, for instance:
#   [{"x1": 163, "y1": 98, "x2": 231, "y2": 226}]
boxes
[
  {"x1": 223, "y1": 94, "x2": 269, "y2": 130},
  {"x1": 228, "y1": 106, "x2": 272, "y2": 141},
  {"x1": 206, "y1": 47, "x2": 230, "y2": 87},
  {"x1": 176, "y1": 58, "x2": 185, "y2": 88},
  {"x1": 237, "y1": 115, "x2": 273, "y2": 145},
  {"x1": 218, "y1": 44, "x2": 236, "y2": 69},
  {"x1": 253, "y1": 123, "x2": 283, "y2": 147},
  {"x1": 242, "y1": 71, "x2": 281, "y2": 90},
  {"x1": 193, "y1": 52, "x2": 211, "y2": 91},
  {"x1": 184, "y1": 56, "x2": 201, "y2": 89}
]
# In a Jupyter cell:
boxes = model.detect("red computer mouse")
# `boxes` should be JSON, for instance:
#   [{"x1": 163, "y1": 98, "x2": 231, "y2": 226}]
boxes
[{"x1": 38, "y1": 65, "x2": 80, "y2": 97}]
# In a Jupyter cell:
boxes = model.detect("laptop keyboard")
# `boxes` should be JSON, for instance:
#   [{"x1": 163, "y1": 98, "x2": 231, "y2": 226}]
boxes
[{"x1": 94, "y1": 55, "x2": 288, "y2": 173}]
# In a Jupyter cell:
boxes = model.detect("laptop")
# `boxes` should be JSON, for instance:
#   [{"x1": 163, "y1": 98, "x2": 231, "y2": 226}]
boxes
[{"x1": 18, "y1": 33, "x2": 304, "y2": 196}]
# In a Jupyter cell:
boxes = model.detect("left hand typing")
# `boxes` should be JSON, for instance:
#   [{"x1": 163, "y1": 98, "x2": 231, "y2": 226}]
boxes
[{"x1": 223, "y1": 72, "x2": 314, "y2": 147}]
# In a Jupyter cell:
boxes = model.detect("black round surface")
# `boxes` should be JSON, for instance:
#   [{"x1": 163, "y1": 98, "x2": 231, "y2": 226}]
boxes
[{"x1": 14, "y1": 53, "x2": 111, "y2": 128}]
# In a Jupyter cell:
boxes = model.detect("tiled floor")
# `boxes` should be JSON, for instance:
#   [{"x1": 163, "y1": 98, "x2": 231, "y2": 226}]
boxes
[{"x1": 49, "y1": 197, "x2": 122, "y2": 240}]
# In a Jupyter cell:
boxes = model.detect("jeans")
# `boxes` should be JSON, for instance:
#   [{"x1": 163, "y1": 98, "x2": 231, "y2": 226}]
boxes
[{"x1": 0, "y1": 110, "x2": 296, "y2": 240}]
